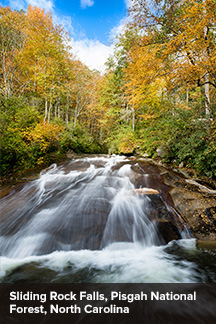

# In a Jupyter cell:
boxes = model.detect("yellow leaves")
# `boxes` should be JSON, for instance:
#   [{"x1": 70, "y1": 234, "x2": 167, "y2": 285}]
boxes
[
  {"x1": 24, "y1": 122, "x2": 64, "y2": 153},
  {"x1": 124, "y1": 42, "x2": 166, "y2": 113},
  {"x1": 118, "y1": 138, "x2": 136, "y2": 154},
  {"x1": 164, "y1": 0, "x2": 216, "y2": 87},
  {"x1": 129, "y1": 0, "x2": 216, "y2": 102},
  {"x1": 36, "y1": 157, "x2": 45, "y2": 166},
  {"x1": 1, "y1": 4, "x2": 72, "y2": 99},
  {"x1": 26, "y1": 5, "x2": 54, "y2": 34},
  {"x1": 138, "y1": 114, "x2": 156, "y2": 120},
  {"x1": 178, "y1": 103, "x2": 191, "y2": 111}
]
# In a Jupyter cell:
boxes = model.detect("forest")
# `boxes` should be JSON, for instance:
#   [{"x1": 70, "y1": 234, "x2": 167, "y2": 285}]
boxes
[{"x1": 0, "y1": 0, "x2": 216, "y2": 180}]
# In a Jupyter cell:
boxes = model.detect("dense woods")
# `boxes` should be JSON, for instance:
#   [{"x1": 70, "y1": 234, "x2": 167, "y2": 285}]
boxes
[{"x1": 0, "y1": 0, "x2": 216, "y2": 179}]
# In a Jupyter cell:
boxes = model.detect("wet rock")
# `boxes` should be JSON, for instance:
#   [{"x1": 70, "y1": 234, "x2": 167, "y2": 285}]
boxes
[
  {"x1": 66, "y1": 150, "x2": 74, "y2": 159},
  {"x1": 1, "y1": 155, "x2": 215, "y2": 253},
  {"x1": 145, "y1": 194, "x2": 184, "y2": 242},
  {"x1": 147, "y1": 195, "x2": 171, "y2": 221},
  {"x1": 157, "y1": 220, "x2": 182, "y2": 243},
  {"x1": 63, "y1": 160, "x2": 91, "y2": 173},
  {"x1": 196, "y1": 239, "x2": 216, "y2": 250},
  {"x1": 131, "y1": 158, "x2": 216, "y2": 241},
  {"x1": 2, "y1": 262, "x2": 58, "y2": 283},
  {"x1": 162, "y1": 171, "x2": 216, "y2": 240},
  {"x1": 0, "y1": 186, "x2": 15, "y2": 199},
  {"x1": 192, "y1": 207, "x2": 216, "y2": 240},
  {"x1": 133, "y1": 173, "x2": 174, "y2": 207}
]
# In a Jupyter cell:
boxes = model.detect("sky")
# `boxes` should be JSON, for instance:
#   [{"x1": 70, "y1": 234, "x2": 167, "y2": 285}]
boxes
[{"x1": 0, "y1": 0, "x2": 131, "y2": 71}]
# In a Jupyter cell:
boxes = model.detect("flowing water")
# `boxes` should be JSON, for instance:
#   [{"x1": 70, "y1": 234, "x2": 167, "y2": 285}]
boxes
[{"x1": 0, "y1": 156, "x2": 216, "y2": 283}]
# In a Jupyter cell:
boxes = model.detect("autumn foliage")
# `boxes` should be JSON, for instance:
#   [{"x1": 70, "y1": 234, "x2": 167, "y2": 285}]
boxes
[{"x1": 0, "y1": 2, "x2": 216, "y2": 179}]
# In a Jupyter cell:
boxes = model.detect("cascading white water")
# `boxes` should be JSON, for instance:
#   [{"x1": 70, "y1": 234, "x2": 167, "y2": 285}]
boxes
[
  {"x1": 0, "y1": 156, "x2": 161, "y2": 258},
  {"x1": 1, "y1": 157, "x2": 162, "y2": 258},
  {"x1": 0, "y1": 155, "x2": 215, "y2": 283},
  {"x1": 100, "y1": 187, "x2": 160, "y2": 248}
]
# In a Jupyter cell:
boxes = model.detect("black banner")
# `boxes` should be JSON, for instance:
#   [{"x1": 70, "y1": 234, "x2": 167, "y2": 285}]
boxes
[{"x1": 0, "y1": 283, "x2": 216, "y2": 324}]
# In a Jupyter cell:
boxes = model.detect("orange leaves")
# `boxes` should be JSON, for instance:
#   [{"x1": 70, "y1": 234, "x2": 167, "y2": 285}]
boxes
[
  {"x1": 164, "y1": 0, "x2": 216, "y2": 89},
  {"x1": 0, "y1": 7, "x2": 27, "y2": 97},
  {"x1": 124, "y1": 41, "x2": 166, "y2": 115},
  {"x1": 0, "y1": 4, "x2": 72, "y2": 102},
  {"x1": 0, "y1": 5, "x2": 102, "y2": 131},
  {"x1": 23, "y1": 5, "x2": 68, "y2": 95},
  {"x1": 126, "y1": 0, "x2": 216, "y2": 121}
]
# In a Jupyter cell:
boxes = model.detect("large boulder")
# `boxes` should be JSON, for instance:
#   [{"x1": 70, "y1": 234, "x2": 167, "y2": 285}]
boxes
[
  {"x1": 127, "y1": 158, "x2": 216, "y2": 241},
  {"x1": 161, "y1": 171, "x2": 216, "y2": 240}
]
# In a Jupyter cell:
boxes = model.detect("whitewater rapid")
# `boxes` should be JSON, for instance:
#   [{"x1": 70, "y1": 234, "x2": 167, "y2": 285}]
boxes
[{"x1": 0, "y1": 155, "x2": 215, "y2": 283}]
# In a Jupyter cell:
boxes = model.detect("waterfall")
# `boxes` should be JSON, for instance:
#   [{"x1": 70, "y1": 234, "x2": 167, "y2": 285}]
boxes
[
  {"x1": 0, "y1": 156, "x2": 162, "y2": 258},
  {"x1": 1, "y1": 155, "x2": 213, "y2": 283}
]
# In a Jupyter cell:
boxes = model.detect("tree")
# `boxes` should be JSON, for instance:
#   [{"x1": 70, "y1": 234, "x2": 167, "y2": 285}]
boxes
[
  {"x1": 128, "y1": 0, "x2": 216, "y2": 118},
  {"x1": 23, "y1": 5, "x2": 71, "y2": 122},
  {"x1": 0, "y1": 7, "x2": 27, "y2": 97},
  {"x1": 124, "y1": 41, "x2": 168, "y2": 123}
]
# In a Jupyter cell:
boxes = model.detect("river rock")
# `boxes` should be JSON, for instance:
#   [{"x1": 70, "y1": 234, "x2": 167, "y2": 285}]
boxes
[
  {"x1": 129, "y1": 158, "x2": 216, "y2": 241},
  {"x1": 156, "y1": 146, "x2": 166, "y2": 157},
  {"x1": 162, "y1": 170, "x2": 216, "y2": 240}
]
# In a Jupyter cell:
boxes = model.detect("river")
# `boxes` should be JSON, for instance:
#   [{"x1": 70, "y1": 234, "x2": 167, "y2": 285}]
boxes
[{"x1": 0, "y1": 155, "x2": 215, "y2": 283}]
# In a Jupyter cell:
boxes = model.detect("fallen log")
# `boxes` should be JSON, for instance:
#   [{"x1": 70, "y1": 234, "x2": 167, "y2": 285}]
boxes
[{"x1": 134, "y1": 188, "x2": 159, "y2": 195}]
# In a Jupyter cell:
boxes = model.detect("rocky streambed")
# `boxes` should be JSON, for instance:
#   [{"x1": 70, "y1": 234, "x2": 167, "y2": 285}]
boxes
[
  {"x1": 0, "y1": 155, "x2": 216, "y2": 284},
  {"x1": 1, "y1": 155, "x2": 216, "y2": 244}
]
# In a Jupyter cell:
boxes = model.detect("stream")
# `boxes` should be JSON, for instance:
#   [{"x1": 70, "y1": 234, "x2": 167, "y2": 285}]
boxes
[{"x1": 0, "y1": 155, "x2": 216, "y2": 283}]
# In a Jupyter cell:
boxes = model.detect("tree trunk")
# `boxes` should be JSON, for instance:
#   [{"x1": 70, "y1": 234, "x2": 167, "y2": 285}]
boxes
[
  {"x1": 132, "y1": 108, "x2": 135, "y2": 131},
  {"x1": 204, "y1": 73, "x2": 211, "y2": 117},
  {"x1": 58, "y1": 98, "x2": 61, "y2": 119},
  {"x1": 44, "y1": 97, "x2": 48, "y2": 123},
  {"x1": 203, "y1": 1, "x2": 211, "y2": 118},
  {"x1": 186, "y1": 87, "x2": 189, "y2": 106},
  {"x1": 66, "y1": 92, "x2": 69, "y2": 124},
  {"x1": 48, "y1": 99, "x2": 52, "y2": 123},
  {"x1": 74, "y1": 105, "x2": 78, "y2": 127}
]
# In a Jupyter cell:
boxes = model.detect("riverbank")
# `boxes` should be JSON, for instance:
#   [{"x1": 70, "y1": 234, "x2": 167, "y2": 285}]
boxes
[{"x1": 1, "y1": 153, "x2": 215, "y2": 190}]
